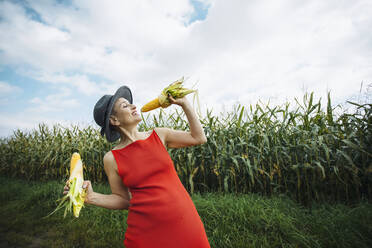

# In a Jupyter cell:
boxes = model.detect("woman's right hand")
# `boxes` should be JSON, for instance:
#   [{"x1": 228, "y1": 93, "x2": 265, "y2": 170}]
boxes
[{"x1": 82, "y1": 180, "x2": 94, "y2": 204}]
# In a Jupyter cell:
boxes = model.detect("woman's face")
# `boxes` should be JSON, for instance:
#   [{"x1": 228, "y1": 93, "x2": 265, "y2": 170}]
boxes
[{"x1": 110, "y1": 97, "x2": 141, "y2": 128}]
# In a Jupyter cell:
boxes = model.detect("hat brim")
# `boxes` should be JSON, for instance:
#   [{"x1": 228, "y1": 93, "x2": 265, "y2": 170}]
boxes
[{"x1": 103, "y1": 86, "x2": 133, "y2": 142}]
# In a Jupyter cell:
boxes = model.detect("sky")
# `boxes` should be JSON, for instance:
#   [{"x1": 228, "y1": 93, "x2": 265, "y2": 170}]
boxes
[{"x1": 0, "y1": 0, "x2": 371, "y2": 138}]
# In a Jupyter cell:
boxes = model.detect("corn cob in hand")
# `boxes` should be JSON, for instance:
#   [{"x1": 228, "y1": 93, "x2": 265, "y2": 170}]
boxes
[
  {"x1": 141, "y1": 77, "x2": 197, "y2": 112},
  {"x1": 44, "y1": 152, "x2": 87, "y2": 218}
]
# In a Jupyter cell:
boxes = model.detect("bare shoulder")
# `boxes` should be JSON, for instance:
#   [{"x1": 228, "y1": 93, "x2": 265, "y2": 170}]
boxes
[
  {"x1": 153, "y1": 127, "x2": 169, "y2": 147},
  {"x1": 103, "y1": 151, "x2": 118, "y2": 173}
]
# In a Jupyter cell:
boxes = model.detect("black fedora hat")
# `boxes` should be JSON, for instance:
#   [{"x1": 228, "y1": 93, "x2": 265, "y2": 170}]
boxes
[{"x1": 93, "y1": 85, "x2": 133, "y2": 142}]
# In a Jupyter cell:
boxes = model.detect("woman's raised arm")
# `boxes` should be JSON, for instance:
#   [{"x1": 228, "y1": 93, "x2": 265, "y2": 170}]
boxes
[{"x1": 158, "y1": 95, "x2": 207, "y2": 148}]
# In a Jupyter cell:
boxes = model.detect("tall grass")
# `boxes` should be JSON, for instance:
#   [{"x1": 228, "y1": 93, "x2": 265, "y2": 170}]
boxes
[{"x1": 0, "y1": 92, "x2": 371, "y2": 206}]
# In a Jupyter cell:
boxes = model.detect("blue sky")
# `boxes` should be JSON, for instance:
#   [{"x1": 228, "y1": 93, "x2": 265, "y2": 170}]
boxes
[{"x1": 0, "y1": 0, "x2": 371, "y2": 138}]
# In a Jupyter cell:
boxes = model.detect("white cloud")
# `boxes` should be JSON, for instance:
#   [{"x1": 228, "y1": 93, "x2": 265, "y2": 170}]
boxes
[
  {"x1": 0, "y1": 84, "x2": 86, "y2": 138},
  {"x1": 30, "y1": 72, "x2": 105, "y2": 96},
  {"x1": 27, "y1": 87, "x2": 79, "y2": 113},
  {"x1": 180, "y1": 0, "x2": 372, "y2": 114},
  {"x1": 0, "y1": 0, "x2": 371, "y2": 137},
  {"x1": 0, "y1": 81, "x2": 22, "y2": 106},
  {"x1": 0, "y1": 81, "x2": 22, "y2": 94}
]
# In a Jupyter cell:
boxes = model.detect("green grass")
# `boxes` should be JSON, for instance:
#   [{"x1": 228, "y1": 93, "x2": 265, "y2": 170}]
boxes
[{"x1": 1, "y1": 176, "x2": 371, "y2": 248}]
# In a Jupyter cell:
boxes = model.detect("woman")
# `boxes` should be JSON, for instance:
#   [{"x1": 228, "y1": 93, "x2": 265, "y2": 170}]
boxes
[{"x1": 63, "y1": 85, "x2": 211, "y2": 247}]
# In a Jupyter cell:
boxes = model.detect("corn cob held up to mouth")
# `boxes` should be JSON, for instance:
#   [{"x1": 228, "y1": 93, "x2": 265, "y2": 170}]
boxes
[{"x1": 141, "y1": 77, "x2": 198, "y2": 112}]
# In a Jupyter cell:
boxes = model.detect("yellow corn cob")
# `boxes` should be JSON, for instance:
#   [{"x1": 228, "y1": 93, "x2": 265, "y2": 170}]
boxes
[
  {"x1": 44, "y1": 152, "x2": 87, "y2": 218},
  {"x1": 141, "y1": 98, "x2": 161, "y2": 112},
  {"x1": 141, "y1": 77, "x2": 197, "y2": 112}
]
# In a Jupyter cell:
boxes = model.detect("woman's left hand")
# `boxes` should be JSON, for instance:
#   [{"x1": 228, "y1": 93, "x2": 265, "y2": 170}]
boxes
[{"x1": 168, "y1": 94, "x2": 189, "y2": 107}]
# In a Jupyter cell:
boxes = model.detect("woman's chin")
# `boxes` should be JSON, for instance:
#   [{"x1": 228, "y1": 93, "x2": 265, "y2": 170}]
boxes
[{"x1": 134, "y1": 116, "x2": 142, "y2": 123}]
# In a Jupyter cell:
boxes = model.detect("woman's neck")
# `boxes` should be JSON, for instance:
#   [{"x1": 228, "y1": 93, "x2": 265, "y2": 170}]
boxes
[{"x1": 117, "y1": 127, "x2": 142, "y2": 145}]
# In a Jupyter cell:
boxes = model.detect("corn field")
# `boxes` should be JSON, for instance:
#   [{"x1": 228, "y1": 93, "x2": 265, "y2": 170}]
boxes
[{"x1": 0, "y1": 92, "x2": 371, "y2": 206}]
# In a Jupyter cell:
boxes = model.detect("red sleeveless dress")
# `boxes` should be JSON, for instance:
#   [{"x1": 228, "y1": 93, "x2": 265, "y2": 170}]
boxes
[{"x1": 111, "y1": 129, "x2": 211, "y2": 248}]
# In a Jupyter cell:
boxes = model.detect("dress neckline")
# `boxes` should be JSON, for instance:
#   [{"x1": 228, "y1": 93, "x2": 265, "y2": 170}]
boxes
[{"x1": 112, "y1": 129, "x2": 155, "y2": 151}]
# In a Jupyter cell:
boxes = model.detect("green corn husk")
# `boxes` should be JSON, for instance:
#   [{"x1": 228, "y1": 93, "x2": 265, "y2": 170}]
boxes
[{"x1": 158, "y1": 77, "x2": 197, "y2": 108}]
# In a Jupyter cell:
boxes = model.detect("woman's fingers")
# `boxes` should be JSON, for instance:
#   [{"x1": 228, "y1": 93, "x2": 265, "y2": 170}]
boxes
[
  {"x1": 63, "y1": 180, "x2": 93, "y2": 196},
  {"x1": 84, "y1": 180, "x2": 92, "y2": 187},
  {"x1": 167, "y1": 93, "x2": 174, "y2": 101},
  {"x1": 63, "y1": 180, "x2": 70, "y2": 195}
]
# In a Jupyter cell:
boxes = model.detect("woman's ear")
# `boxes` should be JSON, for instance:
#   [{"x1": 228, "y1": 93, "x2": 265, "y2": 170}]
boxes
[{"x1": 109, "y1": 115, "x2": 118, "y2": 126}]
